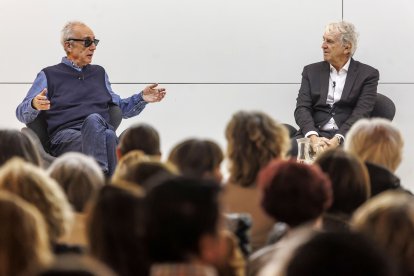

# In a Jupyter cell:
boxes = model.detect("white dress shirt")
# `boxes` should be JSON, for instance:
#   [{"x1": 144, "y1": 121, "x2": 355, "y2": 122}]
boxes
[{"x1": 305, "y1": 59, "x2": 350, "y2": 140}]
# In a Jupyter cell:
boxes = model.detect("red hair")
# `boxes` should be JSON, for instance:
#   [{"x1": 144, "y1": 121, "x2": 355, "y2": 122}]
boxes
[{"x1": 258, "y1": 159, "x2": 333, "y2": 227}]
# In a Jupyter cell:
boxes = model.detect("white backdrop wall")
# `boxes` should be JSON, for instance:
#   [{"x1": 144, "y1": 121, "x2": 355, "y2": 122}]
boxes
[{"x1": 1, "y1": 0, "x2": 413, "y2": 189}]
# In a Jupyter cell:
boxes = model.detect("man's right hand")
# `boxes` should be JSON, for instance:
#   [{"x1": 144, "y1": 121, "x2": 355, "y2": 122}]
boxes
[{"x1": 32, "y1": 89, "x2": 50, "y2": 110}]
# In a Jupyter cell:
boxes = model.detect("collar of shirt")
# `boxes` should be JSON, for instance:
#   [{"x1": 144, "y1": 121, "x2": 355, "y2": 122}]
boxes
[
  {"x1": 330, "y1": 58, "x2": 351, "y2": 74},
  {"x1": 61, "y1": 57, "x2": 84, "y2": 72}
]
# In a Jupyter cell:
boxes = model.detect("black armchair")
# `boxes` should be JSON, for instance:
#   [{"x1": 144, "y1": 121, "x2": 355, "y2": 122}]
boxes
[
  {"x1": 370, "y1": 93, "x2": 396, "y2": 121},
  {"x1": 21, "y1": 104, "x2": 123, "y2": 167}
]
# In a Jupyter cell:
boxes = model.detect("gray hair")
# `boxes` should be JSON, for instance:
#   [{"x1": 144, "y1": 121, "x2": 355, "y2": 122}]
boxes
[
  {"x1": 60, "y1": 21, "x2": 87, "y2": 47},
  {"x1": 48, "y1": 152, "x2": 105, "y2": 212},
  {"x1": 325, "y1": 21, "x2": 359, "y2": 56}
]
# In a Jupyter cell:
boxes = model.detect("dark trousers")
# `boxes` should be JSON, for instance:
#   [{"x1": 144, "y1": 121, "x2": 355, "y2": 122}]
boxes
[{"x1": 50, "y1": 113, "x2": 118, "y2": 176}]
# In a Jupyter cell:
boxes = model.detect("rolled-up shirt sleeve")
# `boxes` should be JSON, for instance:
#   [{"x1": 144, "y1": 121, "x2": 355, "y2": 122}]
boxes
[
  {"x1": 105, "y1": 73, "x2": 148, "y2": 119},
  {"x1": 16, "y1": 71, "x2": 47, "y2": 124}
]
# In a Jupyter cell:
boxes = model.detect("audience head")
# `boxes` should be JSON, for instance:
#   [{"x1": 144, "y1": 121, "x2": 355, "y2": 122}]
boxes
[
  {"x1": 0, "y1": 158, "x2": 73, "y2": 243},
  {"x1": 324, "y1": 21, "x2": 358, "y2": 56},
  {"x1": 345, "y1": 118, "x2": 403, "y2": 172},
  {"x1": 146, "y1": 176, "x2": 223, "y2": 264},
  {"x1": 112, "y1": 150, "x2": 177, "y2": 189},
  {"x1": 37, "y1": 254, "x2": 116, "y2": 276},
  {"x1": 225, "y1": 110, "x2": 290, "y2": 187},
  {"x1": 0, "y1": 129, "x2": 41, "y2": 167},
  {"x1": 315, "y1": 149, "x2": 370, "y2": 215},
  {"x1": 87, "y1": 184, "x2": 148, "y2": 276},
  {"x1": 258, "y1": 159, "x2": 332, "y2": 227},
  {"x1": 352, "y1": 191, "x2": 414, "y2": 276},
  {"x1": 168, "y1": 138, "x2": 224, "y2": 182},
  {"x1": 0, "y1": 191, "x2": 52, "y2": 276},
  {"x1": 117, "y1": 123, "x2": 161, "y2": 159},
  {"x1": 48, "y1": 152, "x2": 105, "y2": 213},
  {"x1": 264, "y1": 231, "x2": 394, "y2": 276}
]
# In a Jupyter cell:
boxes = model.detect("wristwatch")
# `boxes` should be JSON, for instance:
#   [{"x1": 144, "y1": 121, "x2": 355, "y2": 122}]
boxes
[{"x1": 336, "y1": 135, "x2": 344, "y2": 146}]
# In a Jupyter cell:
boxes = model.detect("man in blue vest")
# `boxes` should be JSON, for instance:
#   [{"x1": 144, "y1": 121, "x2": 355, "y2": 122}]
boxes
[{"x1": 16, "y1": 21, "x2": 166, "y2": 176}]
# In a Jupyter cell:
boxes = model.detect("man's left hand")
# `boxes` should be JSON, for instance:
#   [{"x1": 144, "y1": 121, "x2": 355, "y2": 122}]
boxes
[
  {"x1": 328, "y1": 136, "x2": 340, "y2": 148},
  {"x1": 142, "y1": 83, "x2": 166, "y2": 103}
]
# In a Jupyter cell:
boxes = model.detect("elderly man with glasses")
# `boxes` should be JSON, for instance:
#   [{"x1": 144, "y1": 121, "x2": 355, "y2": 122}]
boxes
[{"x1": 16, "y1": 21, "x2": 166, "y2": 176}]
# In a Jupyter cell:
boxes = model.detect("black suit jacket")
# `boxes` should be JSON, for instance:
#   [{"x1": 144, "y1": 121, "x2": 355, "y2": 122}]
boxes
[{"x1": 294, "y1": 59, "x2": 379, "y2": 137}]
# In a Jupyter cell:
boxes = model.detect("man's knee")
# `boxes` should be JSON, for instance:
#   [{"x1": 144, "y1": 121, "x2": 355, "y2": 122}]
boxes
[
  {"x1": 82, "y1": 113, "x2": 108, "y2": 133},
  {"x1": 84, "y1": 113, "x2": 105, "y2": 125}
]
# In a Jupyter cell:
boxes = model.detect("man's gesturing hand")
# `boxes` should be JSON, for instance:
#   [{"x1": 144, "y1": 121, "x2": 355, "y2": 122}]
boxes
[
  {"x1": 142, "y1": 84, "x2": 166, "y2": 103},
  {"x1": 32, "y1": 89, "x2": 51, "y2": 110}
]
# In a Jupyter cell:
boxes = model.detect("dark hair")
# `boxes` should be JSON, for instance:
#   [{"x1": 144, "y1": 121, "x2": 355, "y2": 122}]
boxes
[
  {"x1": 118, "y1": 123, "x2": 160, "y2": 156},
  {"x1": 315, "y1": 149, "x2": 370, "y2": 215},
  {"x1": 0, "y1": 129, "x2": 41, "y2": 167},
  {"x1": 126, "y1": 161, "x2": 176, "y2": 188},
  {"x1": 146, "y1": 177, "x2": 221, "y2": 262},
  {"x1": 258, "y1": 159, "x2": 332, "y2": 227},
  {"x1": 168, "y1": 138, "x2": 223, "y2": 180},
  {"x1": 286, "y1": 232, "x2": 395, "y2": 276},
  {"x1": 87, "y1": 185, "x2": 148, "y2": 276}
]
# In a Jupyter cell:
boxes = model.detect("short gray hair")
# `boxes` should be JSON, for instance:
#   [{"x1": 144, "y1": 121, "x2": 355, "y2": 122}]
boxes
[
  {"x1": 325, "y1": 21, "x2": 359, "y2": 56},
  {"x1": 60, "y1": 21, "x2": 86, "y2": 47}
]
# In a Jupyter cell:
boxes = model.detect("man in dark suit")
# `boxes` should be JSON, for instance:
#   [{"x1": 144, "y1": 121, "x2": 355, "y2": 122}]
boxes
[{"x1": 292, "y1": 21, "x2": 379, "y2": 156}]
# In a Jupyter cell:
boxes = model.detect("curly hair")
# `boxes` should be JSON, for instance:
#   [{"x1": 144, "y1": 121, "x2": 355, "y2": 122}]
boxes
[
  {"x1": 225, "y1": 111, "x2": 290, "y2": 187},
  {"x1": 0, "y1": 158, "x2": 73, "y2": 242}
]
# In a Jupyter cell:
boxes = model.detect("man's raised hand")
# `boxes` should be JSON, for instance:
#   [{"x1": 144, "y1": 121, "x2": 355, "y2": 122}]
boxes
[
  {"x1": 32, "y1": 89, "x2": 50, "y2": 110},
  {"x1": 142, "y1": 84, "x2": 166, "y2": 103}
]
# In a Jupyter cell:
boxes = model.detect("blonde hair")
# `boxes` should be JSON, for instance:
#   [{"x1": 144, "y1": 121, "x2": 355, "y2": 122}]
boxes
[
  {"x1": 225, "y1": 111, "x2": 290, "y2": 187},
  {"x1": 345, "y1": 118, "x2": 403, "y2": 172},
  {"x1": 48, "y1": 152, "x2": 105, "y2": 212},
  {"x1": 113, "y1": 150, "x2": 177, "y2": 188},
  {"x1": 112, "y1": 150, "x2": 149, "y2": 182},
  {"x1": 0, "y1": 158, "x2": 73, "y2": 242},
  {"x1": 352, "y1": 191, "x2": 414, "y2": 275},
  {"x1": 0, "y1": 191, "x2": 52, "y2": 276}
]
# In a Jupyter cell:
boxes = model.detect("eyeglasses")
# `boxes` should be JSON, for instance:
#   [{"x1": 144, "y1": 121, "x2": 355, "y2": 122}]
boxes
[{"x1": 66, "y1": 38, "x2": 100, "y2": 47}]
